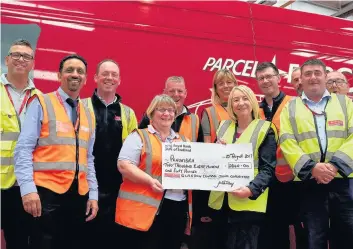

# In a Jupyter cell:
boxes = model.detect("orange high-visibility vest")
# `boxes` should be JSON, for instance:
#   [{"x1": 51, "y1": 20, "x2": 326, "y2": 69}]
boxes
[
  {"x1": 32, "y1": 92, "x2": 95, "y2": 195},
  {"x1": 115, "y1": 129, "x2": 193, "y2": 232},
  {"x1": 179, "y1": 113, "x2": 200, "y2": 142},
  {"x1": 205, "y1": 104, "x2": 229, "y2": 142},
  {"x1": 259, "y1": 95, "x2": 294, "y2": 182}
]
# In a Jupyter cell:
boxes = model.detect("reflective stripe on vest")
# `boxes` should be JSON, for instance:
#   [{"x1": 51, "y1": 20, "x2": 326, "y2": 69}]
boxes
[
  {"x1": 209, "y1": 106, "x2": 219, "y2": 135},
  {"x1": 206, "y1": 104, "x2": 229, "y2": 142},
  {"x1": 190, "y1": 114, "x2": 197, "y2": 142},
  {"x1": 33, "y1": 162, "x2": 88, "y2": 173},
  {"x1": 179, "y1": 114, "x2": 199, "y2": 142},
  {"x1": 0, "y1": 131, "x2": 20, "y2": 141},
  {"x1": 119, "y1": 190, "x2": 160, "y2": 207},
  {"x1": 139, "y1": 129, "x2": 162, "y2": 182}
]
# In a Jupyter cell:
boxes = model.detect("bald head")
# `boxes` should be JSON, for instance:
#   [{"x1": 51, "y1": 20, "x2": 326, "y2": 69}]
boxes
[{"x1": 326, "y1": 71, "x2": 349, "y2": 95}]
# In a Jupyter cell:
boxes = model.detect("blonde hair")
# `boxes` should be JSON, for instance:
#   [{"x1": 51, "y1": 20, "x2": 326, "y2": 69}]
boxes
[
  {"x1": 227, "y1": 85, "x2": 259, "y2": 123},
  {"x1": 146, "y1": 94, "x2": 177, "y2": 119},
  {"x1": 211, "y1": 69, "x2": 238, "y2": 105}
]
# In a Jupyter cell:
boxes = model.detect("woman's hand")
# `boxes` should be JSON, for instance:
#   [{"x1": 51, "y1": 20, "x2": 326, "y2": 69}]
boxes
[
  {"x1": 231, "y1": 186, "x2": 252, "y2": 199},
  {"x1": 149, "y1": 178, "x2": 164, "y2": 192}
]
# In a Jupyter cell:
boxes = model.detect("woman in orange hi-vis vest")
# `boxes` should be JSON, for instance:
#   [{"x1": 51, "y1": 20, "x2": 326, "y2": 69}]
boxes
[
  {"x1": 201, "y1": 69, "x2": 237, "y2": 143},
  {"x1": 116, "y1": 94, "x2": 192, "y2": 249}
]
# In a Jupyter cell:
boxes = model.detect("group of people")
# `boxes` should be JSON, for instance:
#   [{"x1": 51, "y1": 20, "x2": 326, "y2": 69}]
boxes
[{"x1": 1, "y1": 38, "x2": 352, "y2": 249}]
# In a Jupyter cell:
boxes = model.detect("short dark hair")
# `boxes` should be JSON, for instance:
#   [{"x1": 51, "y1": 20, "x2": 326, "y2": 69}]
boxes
[
  {"x1": 59, "y1": 54, "x2": 88, "y2": 73},
  {"x1": 96, "y1": 59, "x2": 120, "y2": 74},
  {"x1": 10, "y1": 39, "x2": 33, "y2": 49},
  {"x1": 255, "y1": 62, "x2": 279, "y2": 76},
  {"x1": 8, "y1": 39, "x2": 33, "y2": 55},
  {"x1": 300, "y1": 59, "x2": 326, "y2": 73}
]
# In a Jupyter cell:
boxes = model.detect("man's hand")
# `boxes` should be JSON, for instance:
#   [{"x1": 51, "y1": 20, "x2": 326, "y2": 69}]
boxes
[
  {"x1": 312, "y1": 163, "x2": 336, "y2": 184},
  {"x1": 22, "y1": 192, "x2": 41, "y2": 217},
  {"x1": 86, "y1": 199, "x2": 99, "y2": 222},
  {"x1": 231, "y1": 186, "x2": 253, "y2": 199},
  {"x1": 149, "y1": 178, "x2": 163, "y2": 193}
]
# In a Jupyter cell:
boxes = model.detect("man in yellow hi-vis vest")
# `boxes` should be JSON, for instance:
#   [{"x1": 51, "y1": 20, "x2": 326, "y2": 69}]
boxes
[
  {"x1": 82, "y1": 59, "x2": 137, "y2": 249},
  {"x1": 280, "y1": 58, "x2": 353, "y2": 249},
  {"x1": 1, "y1": 39, "x2": 40, "y2": 249}
]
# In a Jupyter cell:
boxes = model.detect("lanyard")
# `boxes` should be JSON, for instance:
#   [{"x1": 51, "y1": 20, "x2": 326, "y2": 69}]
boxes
[
  {"x1": 305, "y1": 103, "x2": 326, "y2": 117},
  {"x1": 5, "y1": 85, "x2": 31, "y2": 116},
  {"x1": 55, "y1": 91, "x2": 80, "y2": 132}
]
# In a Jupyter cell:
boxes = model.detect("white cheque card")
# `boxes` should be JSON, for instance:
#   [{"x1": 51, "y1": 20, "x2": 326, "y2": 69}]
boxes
[{"x1": 162, "y1": 142, "x2": 254, "y2": 192}]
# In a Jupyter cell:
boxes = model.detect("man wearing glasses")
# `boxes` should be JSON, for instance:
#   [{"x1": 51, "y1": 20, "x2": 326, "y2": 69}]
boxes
[
  {"x1": 255, "y1": 62, "x2": 306, "y2": 249},
  {"x1": 326, "y1": 71, "x2": 350, "y2": 95},
  {"x1": 1, "y1": 39, "x2": 40, "y2": 249}
]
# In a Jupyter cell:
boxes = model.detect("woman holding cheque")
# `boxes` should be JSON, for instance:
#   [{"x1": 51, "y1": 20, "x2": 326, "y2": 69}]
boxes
[
  {"x1": 115, "y1": 94, "x2": 192, "y2": 249},
  {"x1": 209, "y1": 85, "x2": 278, "y2": 249}
]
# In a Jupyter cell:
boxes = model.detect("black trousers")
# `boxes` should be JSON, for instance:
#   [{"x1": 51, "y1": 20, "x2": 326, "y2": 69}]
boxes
[
  {"x1": 189, "y1": 207, "x2": 229, "y2": 249},
  {"x1": 1, "y1": 186, "x2": 32, "y2": 249},
  {"x1": 28, "y1": 183, "x2": 88, "y2": 249},
  {"x1": 84, "y1": 190, "x2": 118, "y2": 249},
  {"x1": 260, "y1": 180, "x2": 307, "y2": 249},
  {"x1": 301, "y1": 178, "x2": 353, "y2": 249},
  {"x1": 121, "y1": 198, "x2": 188, "y2": 249},
  {"x1": 227, "y1": 222, "x2": 261, "y2": 249}
]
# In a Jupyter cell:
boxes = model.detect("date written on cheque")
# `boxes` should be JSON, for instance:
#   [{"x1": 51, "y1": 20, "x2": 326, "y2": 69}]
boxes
[{"x1": 228, "y1": 162, "x2": 252, "y2": 169}]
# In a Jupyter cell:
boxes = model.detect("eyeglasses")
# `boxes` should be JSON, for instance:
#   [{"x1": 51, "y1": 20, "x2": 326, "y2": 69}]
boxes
[
  {"x1": 326, "y1": 79, "x2": 347, "y2": 87},
  {"x1": 257, "y1": 74, "x2": 278, "y2": 82},
  {"x1": 8, "y1": 52, "x2": 33, "y2": 62},
  {"x1": 155, "y1": 108, "x2": 175, "y2": 114}
]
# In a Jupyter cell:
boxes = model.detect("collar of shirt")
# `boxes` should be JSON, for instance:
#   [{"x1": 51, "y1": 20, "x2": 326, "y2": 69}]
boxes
[
  {"x1": 176, "y1": 106, "x2": 188, "y2": 118},
  {"x1": 147, "y1": 124, "x2": 179, "y2": 141},
  {"x1": 58, "y1": 87, "x2": 78, "y2": 103},
  {"x1": 94, "y1": 91, "x2": 117, "y2": 107},
  {"x1": 259, "y1": 91, "x2": 285, "y2": 109},
  {"x1": 301, "y1": 90, "x2": 331, "y2": 104},
  {"x1": 1, "y1": 73, "x2": 35, "y2": 91}
]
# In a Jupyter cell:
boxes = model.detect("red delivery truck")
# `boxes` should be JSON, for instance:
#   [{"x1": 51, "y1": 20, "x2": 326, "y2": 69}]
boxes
[
  {"x1": 1, "y1": 0, "x2": 352, "y2": 119},
  {"x1": 0, "y1": 1, "x2": 352, "y2": 248}
]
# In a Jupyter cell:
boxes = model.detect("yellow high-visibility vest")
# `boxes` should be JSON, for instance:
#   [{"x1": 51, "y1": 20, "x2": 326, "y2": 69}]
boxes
[
  {"x1": 0, "y1": 83, "x2": 41, "y2": 189},
  {"x1": 280, "y1": 93, "x2": 353, "y2": 179},
  {"x1": 208, "y1": 119, "x2": 277, "y2": 213}
]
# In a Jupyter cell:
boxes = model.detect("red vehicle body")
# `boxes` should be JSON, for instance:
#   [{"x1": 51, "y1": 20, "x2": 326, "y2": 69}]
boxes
[{"x1": 1, "y1": 0, "x2": 352, "y2": 120}]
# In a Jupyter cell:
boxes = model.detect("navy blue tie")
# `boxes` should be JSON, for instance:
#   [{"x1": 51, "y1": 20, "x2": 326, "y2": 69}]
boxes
[{"x1": 66, "y1": 98, "x2": 78, "y2": 125}]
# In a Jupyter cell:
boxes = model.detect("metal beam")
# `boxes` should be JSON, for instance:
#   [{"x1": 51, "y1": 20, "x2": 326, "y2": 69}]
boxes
[
  {"x1": 332, "y1": 1, "x2": 353, "y2": 17},
  {"x1": 279, "y1": 0, "x2": 296, "y2": 8}
]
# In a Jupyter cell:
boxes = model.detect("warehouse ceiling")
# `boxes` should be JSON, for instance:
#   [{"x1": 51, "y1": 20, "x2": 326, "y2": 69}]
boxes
[{"x1": 244, "y1": 0, "x2": 353, "y2": 20}]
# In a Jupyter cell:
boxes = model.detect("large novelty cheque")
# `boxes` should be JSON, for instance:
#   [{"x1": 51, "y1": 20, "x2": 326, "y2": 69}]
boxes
[{"x1": 162, "y1": 142, "x2": 254, "y2": 192}]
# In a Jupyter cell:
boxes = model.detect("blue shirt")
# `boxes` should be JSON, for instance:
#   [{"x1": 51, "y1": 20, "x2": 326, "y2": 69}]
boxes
[
  {"x1": 301, "y1": 90, "x2": 331, "y2": 152},
  {"x1": 14, "y1": 87, "x2": 98, "y2": 200}
]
